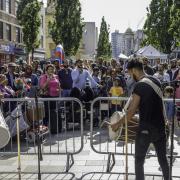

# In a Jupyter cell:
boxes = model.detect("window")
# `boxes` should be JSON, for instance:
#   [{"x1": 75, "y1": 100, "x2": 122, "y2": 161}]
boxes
[
  {"x1": 41, "y1": 35, "x2": 44, "y2": 48},
  {"x1": 16, "y1": 27, "x2": 20, "y2": 43},
  {"x1": 0, "y1": 0, "x2": 3, "y2": 10},
  {"x1": 15, "y1": 1, "x2": 18, "y2": 16},
  {"x1": 5, "y1": 0, "x2": 11, "y2": 14},
  {"x1": 6, "y1": 24, "x2": 11, "y2": 41},
  {"x1": 0, "y1": 22, "x2": 3, "y2": 39}
]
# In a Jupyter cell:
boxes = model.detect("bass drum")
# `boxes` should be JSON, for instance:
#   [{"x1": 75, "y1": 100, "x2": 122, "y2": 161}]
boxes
[
  {"x1": 0, "y1": 110, "x2": 10, "y2": 149},
  {"x1": 109, "y1": 111, "x2": 139, "y2": 142}
]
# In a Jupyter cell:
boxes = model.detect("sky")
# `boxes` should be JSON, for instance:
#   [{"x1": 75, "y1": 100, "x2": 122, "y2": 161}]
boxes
[{"x1": 43, "y1": 0, "x2": 152, "y2": 33}]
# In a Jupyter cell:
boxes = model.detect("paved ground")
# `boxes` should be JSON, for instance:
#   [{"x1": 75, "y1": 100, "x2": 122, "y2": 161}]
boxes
[{"x1": 0, "y1": 126, "x2": 180, "y2": 180}]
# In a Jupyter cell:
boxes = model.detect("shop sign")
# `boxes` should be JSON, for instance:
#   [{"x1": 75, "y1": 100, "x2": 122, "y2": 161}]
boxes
[{"x1": 0, "y1": 44, "x2": 14, "y2": 53}]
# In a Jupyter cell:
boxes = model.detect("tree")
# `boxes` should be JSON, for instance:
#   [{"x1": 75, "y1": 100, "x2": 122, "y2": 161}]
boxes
[
  {"x1": 169, "y1": 0, "x2": 180, "y2": 48},
  {"x1": 97, "y1": 16, "x2": 111, "y2": 59},
  {"x1": 49, "y1": 0, "x2": 84, "y2": 57},
  {"x1": 143, "y1": 0, "x2": 174, "y2": 53},
  {"x1": 17, "y1": 0, "x2": 34, "y2": 23},
  {"x1": 17, "y1": 0, "x2": 41, "y2": 61}
]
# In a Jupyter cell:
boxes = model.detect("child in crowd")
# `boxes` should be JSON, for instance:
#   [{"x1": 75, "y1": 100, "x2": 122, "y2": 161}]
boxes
[
  {"x1": 109, "y1": 77, "x2": 124, "y2": 115},
  {"x1": 164, "y1": 86, "x2": 175, "y2": 148},
  {"x1": 164, "y1": 86, "x2": 174, "y2": 123}
]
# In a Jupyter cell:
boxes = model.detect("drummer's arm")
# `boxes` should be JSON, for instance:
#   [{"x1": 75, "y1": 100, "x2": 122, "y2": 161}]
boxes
[
  {"x1": 111, "y1": 93, "x2": 140, "y2": 132},
  {"x1": 125, "y1": 93, "x2": 140, "y2": 122}
]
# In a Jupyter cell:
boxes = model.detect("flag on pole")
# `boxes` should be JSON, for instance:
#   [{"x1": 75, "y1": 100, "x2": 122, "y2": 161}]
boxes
[{"x1": 55, "y1": 44, "x2": 65, "y2": 64}]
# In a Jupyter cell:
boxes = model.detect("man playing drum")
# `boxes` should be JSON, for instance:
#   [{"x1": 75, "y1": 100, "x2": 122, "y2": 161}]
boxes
[{"x1": 111, "y1": 59, "x2": 170, "y2": 180}]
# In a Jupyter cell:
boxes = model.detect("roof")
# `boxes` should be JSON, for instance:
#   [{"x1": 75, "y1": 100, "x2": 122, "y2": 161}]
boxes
[
  {"x1": 125, "y1": 27, "x2": 133, "y2": 34},
  {"x1": 136, "y1": 45, "x2": 167, "y2": 59}
]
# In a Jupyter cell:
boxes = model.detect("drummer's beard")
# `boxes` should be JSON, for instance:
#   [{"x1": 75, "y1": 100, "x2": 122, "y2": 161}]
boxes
[{"x1": 132, "y1": 74, "x2": 138, "y2": 82}]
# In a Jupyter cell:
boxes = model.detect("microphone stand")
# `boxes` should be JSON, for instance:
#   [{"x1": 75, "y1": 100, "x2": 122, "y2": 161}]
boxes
[{"x1": 34, "y1": 89, "x2": 43, "y2": 180}]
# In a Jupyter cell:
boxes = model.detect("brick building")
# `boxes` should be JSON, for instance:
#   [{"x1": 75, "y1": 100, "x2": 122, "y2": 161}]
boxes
[{"x1": 0, "y1": 0, "x2": 25, "y2": 65}]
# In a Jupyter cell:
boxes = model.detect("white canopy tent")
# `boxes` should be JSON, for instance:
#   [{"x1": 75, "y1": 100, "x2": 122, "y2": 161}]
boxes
[
  {"x1": 118, "y1": 53, "x2": 129, "y2": 60},
  {"x1": 136, "y1": 45, "x2": 167, "y2": 60}
]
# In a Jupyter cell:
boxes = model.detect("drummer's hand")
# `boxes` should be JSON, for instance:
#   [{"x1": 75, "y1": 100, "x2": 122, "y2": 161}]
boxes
[{"x1": 111, "y1": 121, "x2": 121, "y2": 132}]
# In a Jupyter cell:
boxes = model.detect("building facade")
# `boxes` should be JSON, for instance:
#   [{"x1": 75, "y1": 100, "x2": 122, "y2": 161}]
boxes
[
  {"x1": 111, "y1": 30, "x2": 125, "y2": 59},
  {"x1": 0, "y1": 0, "x2": 24, "y2": 65},
  {"x1": 81, "y1": 22, "x2": 98, "y2": 60},
  {"x1": 33, "y1": 3, "x2": 46, "y2": 60},
  {"x1": 134, "y1": 29, "x2": 144, "y2": 52},
  {"x1": 111, "y1": 28, "x2": 144, "y2": 59}
]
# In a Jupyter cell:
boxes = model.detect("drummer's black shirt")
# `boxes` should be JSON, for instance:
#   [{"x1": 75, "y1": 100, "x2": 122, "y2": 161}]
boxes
[{"x1": 133, "y1": 76, "x2": 165, "y2": 136}]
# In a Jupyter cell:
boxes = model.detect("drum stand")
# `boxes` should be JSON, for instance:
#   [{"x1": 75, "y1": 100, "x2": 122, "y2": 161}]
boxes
[{"x1": 34, "y1": 91, "x2": 43, "y2": 180}]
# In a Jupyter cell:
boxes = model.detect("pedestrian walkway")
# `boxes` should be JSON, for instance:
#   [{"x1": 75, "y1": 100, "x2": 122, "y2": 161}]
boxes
[{"x1": 0, "y1": 128, "x2": 180, "y2": 180}]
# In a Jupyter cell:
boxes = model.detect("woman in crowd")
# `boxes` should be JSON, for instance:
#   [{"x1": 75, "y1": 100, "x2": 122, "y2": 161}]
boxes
[
  {"x1": 39, "y1": 64, "x2": 61, "y2": 132},
  {"x1": 0, "y1": 74, "x2": 15, "y2": 114}
]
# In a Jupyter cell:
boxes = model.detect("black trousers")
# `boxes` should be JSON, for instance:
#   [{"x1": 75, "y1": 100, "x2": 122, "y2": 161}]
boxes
[{"x1": 135, "y1": 130, "x2": 170, "y2": 180}]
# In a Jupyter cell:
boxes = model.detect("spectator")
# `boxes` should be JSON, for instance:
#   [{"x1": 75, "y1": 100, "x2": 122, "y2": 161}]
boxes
[
  {"x1": 109, "y1": 77, "x2": 124, "y2": 114},
  {"x1": 142, "y1": 57, "x2": 154, "y2": 75},
  {"x1": 71, "y1": 59, "x2": 100, "y2": 90},
  {"x1": 153, "y1": 64, "x2": 170, "y2": 83},
  {"x1": 153, "y1": 58, "x2": 161, "y2": 73},
  {"x1": 39, "y1": 64, "x2": 61, "y2": 126},
  {"x1": 22, "y1": 65, "x2": 38, "y2": 86},
  {"x1": 167, "y1": 59, "x2": 178, "y2": 81},
  {"x1": 0, "y1": 65, "x2": 7, "y2": 74},
  {"x1": 164, "y1": 86, "x2": 174, "y2": 123},
  {"x1": 58, "y1": 59, "x2": 73, "y2": 97},
  {"x1": 5, "y1": 63, "x2": 19, "y2": 90},
  {"x1": 0, "y1": 74, "x2": 15, "y2": 113}
]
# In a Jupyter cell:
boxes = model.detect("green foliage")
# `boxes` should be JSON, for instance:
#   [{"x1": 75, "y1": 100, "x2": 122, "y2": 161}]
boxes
[
  {"x1": 49, "y1": 0, "x2": 84, "y2": 57},
  {"x1": 17, "y1": 0, "x2": 41, "y2": 60},
  {"x1": 17, "y1": 0, "x2": 34, "y2": 24},
  {"x1": 169, "y1": 0, "x2": 180, "y2": 48},
  {"x1": 143, "y1": 0, "x2": 174, "y2": 53},
  {"x1": 97, "y1": 17, "x2": 111, "y2": 59}
]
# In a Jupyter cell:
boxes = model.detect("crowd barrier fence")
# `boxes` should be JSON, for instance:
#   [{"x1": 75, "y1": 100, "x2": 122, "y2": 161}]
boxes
[{"x1": 0, "y1": 97, "x2": 84, "y2": 172}]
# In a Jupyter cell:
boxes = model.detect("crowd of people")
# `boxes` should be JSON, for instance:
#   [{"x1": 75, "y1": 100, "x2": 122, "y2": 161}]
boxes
[
  {"x1": 1, "y1": 56, "x2": 180, "y2": 179},
  {"x1": 0, "y1": 57, "x2": 180, "y2": 119}
]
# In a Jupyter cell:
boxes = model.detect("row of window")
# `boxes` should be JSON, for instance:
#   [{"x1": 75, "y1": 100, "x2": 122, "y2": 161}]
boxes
[
  {"x1": 0, "y1": 21, "x2": 21, "y2": 43},
  {"x1": 0, "y1": 0, "x2": 18, "y2": 15}
]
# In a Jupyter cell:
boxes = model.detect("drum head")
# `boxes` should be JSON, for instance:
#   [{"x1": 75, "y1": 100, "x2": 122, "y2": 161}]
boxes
[
  {"x1": 0, "y1": 126, "x2": 10, "y2": 149},
  {"x1": 108, "y1": 111, "x2": 124, "y2": 141}
]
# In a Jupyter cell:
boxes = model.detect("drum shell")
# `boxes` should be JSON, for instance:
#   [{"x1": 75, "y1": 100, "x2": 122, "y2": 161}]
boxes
[
  {"x1": 0, "y1": 110, "x2": 10, "y2": 149},
  {"x1": 118, "y1": 116, "x2": 139, "y2": 142},
  {"x1": 109, "y1": 111, "x2": 139, "y2": 142},
  {"x1": 26, "y1": 102, "x2": 45, "y2": 122}
]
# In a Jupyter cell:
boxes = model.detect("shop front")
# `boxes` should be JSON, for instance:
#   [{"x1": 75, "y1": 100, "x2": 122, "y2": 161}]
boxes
[
  {"x1": 0, "y1": 44, "x2": 14, "y2": 66},
  {"x1": 0, "y1": 43, "x2": 26, "y2": 66}
]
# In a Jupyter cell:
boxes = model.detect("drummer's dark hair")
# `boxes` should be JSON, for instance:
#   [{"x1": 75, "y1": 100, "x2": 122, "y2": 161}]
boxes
[{"x1": 127, "y1": 59, "x2": 143, "y2": 71}]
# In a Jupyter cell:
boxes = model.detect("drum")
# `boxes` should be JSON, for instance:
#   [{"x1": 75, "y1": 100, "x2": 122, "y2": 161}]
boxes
[
  {"x1": 0, "y1": 109, "x2": 10, "y2": 149},
  {"x1": 108, "y1": 111, "x2": 139, "y2": 142},
  {"x1": 26, "y1": 101, "x2": 45, "y2": 123}
]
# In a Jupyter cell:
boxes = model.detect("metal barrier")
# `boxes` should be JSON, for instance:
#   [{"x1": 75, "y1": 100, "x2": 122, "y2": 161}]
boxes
[
  {"x1": 80, "y1": 172, "x2": 180, "y2": 180},
  {"x1": 0, "y1": 172, "x2": 75, "y2": 180},
  {"x1": 0, "y1": 97, "x2": 84, "y2": 172},
  {"x1": 90, "y1": 97, "x2": 180, "y2": 172}
]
